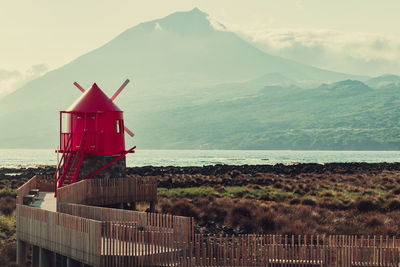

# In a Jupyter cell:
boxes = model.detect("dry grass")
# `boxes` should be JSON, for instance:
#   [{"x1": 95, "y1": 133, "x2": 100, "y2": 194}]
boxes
[{"x1": 156, "y1": 168, "x2": 400, "y2": 236}]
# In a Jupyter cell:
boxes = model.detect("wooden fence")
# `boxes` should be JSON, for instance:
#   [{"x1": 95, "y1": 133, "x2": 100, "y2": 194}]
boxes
[
  {"x1": 58, "y1": 202, "x2": 194, "y2": 244},
  {"x1": 17, "y1": 203, "x2": 400, "y2": 266},
  {"x1": 98, "y1": 227, "x2": 400, "y2": 266},
  {"x1": 36, "y1": 175, "x2": 55, "y2": 192},
  {"x1": 16, "y1": 176, "x2": 38, "y2": 205},
  {"x1": 16, "y1": 204, "x2": 102, "y2": 266},
  {"x1": 186, "y1": 234, "x2": 400, "y2": 267},
  {"x1": 101, "y1": 225, "x2": 187, "y2": 266},
  {"x1": 56, "y1": 176, "x2": 157, "y2": 206}
]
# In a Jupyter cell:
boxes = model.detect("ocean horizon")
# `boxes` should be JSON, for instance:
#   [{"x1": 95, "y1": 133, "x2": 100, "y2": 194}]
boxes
[{"x1": 1, "y1": 148, "x2": 400, "y2": 168}]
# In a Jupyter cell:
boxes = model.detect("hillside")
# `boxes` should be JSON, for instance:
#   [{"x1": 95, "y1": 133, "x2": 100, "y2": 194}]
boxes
[
  {"x1": 138, "y1": 80, "x2": 400, "y2": 150},
  {"x1": 366, "y1": 74, "x2": 400, "y2": 89},
  {"x1": 0, "y1": 8, "x2": 391, "y2": 150}
]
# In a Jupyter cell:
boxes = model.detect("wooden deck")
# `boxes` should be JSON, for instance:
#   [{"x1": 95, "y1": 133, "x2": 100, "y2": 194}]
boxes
[
  {"x1": 16, "y1": 176, "x2": 400, "y2": 266},
  {"x1": 30, "y1": 192, "x2": 56, "y2": 212}
]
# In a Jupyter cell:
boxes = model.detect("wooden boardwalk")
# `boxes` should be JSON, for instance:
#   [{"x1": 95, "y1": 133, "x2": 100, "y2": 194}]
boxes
[{"x1": 16, "y1": 176, "x2": 400, "y2": 266}]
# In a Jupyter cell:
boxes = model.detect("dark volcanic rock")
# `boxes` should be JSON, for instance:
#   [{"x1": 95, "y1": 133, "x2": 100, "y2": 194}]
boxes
[{"x1": 4, "y1": 162, "x2": 400, "y2": 188}]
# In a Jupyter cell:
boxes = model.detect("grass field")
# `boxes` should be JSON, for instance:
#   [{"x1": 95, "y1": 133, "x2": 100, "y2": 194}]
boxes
[{"x1": 153, "y1": 167, "x2": 400, "y2": 236}]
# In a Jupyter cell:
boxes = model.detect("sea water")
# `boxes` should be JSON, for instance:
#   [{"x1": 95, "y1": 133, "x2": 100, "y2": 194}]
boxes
[{"x1": 0, "y1": 149, "x2": 400, "y2": 168}]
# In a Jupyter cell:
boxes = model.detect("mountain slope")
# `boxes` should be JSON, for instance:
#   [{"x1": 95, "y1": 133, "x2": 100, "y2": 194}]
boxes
[
  {"x1": 141, "y1": 80, "x2": 400, "y2": 150},
  {"x1": 366, "y1": 74, "x2": 400, "y2": 89},
  {"x1": 0, "y1": 8, "x2": 373, "y2": 149}
]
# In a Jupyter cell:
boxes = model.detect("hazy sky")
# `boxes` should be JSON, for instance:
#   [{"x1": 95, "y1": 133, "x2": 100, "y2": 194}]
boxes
[{"x1": 1, "y1": 0, "x2": 400, "y2": 74}]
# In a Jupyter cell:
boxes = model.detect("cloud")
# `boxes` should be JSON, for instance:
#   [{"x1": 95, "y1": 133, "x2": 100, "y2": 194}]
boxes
[
  {"x1": 241, "y1": 29, "x2": 400, "y2": 76},
  {"x1": 0, "y1": 64, "x2": 49, "y2": 99},
  {"x1": 0, "y1": 69, "x2": 21, "y2": 80}
]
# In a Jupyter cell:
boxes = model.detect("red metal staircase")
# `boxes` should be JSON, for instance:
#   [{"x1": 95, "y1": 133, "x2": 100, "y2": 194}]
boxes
[{"x1": 54, "y1": 133, "x2": 86, "y2": 196}]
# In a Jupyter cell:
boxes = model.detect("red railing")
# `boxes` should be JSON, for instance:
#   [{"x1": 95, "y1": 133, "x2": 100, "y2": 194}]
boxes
[
  {"x1": 84, "y1": 146, "x2": 135, "y2": 181},
  {"x1": 54, "y1": 133, "x2": 72, "y2": 196},
  {"x1": 57, "y1": 133, "x2": 87, "y2": 189},
  {"x1": 71, "y1": 132, "x2": 87, "y2": 184}
]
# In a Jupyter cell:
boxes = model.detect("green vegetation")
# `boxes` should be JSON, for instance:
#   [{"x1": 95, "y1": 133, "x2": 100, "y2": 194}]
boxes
[
  {"x1": 158, "y1": 184, "x2": 391, "y2": 204},
  {"x1": 158, "y1": 185, "x2": 294, "y2": 200},
  {"x1": 0, "y1": 189, "x2": 16, "y2": 266},
  {"x1": 0, "y1": 214, "x2": 15, "y2": 237},
  {"x1": 157, "y1": 167, "x2": 400, "y2": 236},
  {"x1": 0, "y1": 187, "x2": 16, "y2": 198}
]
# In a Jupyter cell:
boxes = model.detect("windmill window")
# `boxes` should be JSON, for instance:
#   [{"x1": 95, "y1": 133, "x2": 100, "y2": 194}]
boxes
[
  {"x1": 61, "y1": 113, "x2": 70, "y2": 133},
  {"x1": 115, "y1": 120, "x2": 122, "y2": 133}
]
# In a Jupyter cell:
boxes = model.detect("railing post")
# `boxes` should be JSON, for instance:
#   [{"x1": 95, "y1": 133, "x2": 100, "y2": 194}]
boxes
[
  {"x1": 150, "y1": 201, "x2": 155, "y2": 213},
  {"x1": 32, "y1": 245, "x2": 40, "y2": 267},
  {"x1": 17, "y1": 239, "x2": 27, "y2": 266},
  {"x1": 39, "y1": 247, "x2": 52, "y2": 267}
]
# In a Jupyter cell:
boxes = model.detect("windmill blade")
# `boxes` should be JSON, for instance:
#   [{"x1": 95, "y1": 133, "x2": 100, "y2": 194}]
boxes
[
  {"x1": 124, "y1": 126, "x2": 134, "y2": 137},
  {"x1": 112, "y1": 79, "x2": 134, "y2": 137},
  {"x1": 111, "y1": 79, "x2": 130, "y2": 101},
  {"x1": 73, "y1": 82, "x2": 86, "y2": 93}
]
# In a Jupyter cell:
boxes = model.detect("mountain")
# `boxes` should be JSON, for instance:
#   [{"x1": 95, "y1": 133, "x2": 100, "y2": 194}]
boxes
[
  {"x1": 317, "y1": 80, "x2": 372, "y2": 97},
  {"x1": 366, "y1": 74, "x2": 400, "y2": 89},
  {"x1": 142, "y1": 79, "x2": 400, "y2": 150},
  {"x1": 0, "y1": 8, "x2": 384, "y2": 150}
]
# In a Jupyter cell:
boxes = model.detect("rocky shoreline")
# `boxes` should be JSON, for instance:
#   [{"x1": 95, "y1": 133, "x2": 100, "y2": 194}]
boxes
[
  {"x1": 2, "y1": 162, "x2": 400, "y2": 177},
  {"x1": 2, "y1": 162, "x2": 400, "y2": 187}
]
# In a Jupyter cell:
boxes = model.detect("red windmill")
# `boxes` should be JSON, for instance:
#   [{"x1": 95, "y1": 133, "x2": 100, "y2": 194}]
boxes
[{"x1": 54, "y1": 79, "x2": 135, "y2": 195}]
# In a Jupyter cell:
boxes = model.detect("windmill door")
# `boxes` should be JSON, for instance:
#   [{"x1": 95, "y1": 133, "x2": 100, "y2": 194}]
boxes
[{"x1": 86, "y1": 113, "x2": 97, "y2": 153}]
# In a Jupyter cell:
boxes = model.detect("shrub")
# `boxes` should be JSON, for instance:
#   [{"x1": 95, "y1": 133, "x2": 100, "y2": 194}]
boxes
[
  {"x1": 301, "y1": 198, "x2": 316, "y2": 207},
  {"x1": 0, "y1": 188, "x2": 16, "y2": 198},
  {"x1": 233, "y1": 190, "x2": 246, "y2": 198},
  {"x1": 386, "y1": 199, "x2": 400, "y2": 211},
  {"x1": 366, "y1": 216, "x2": 383, "y2": 228},
  {"x1": 170, "y1": 200, "x2": 199, "y2": 218},
  {"x1": 281, "y1": 219, "x2": 309, "y2": 236},
  {"x1": 229, "y1": 202, "x2": 253, "y2": 229},
  {"x1": 0, "y1": 241, "x2": 16, "y2": 267},
  {"x1": 320, "y1": 191, "x2": 334, "y2": 198},
  {"x1": 214, "y1": 185, "x2": 226, "y2": 193},
  {"x1": 259, "y1": 193, "x2": 271, "y2": 201},
  {"x1": 283, "y1": 185, "x2": 292, "y2": 192},
  {"x1": 238, "y1": 217, "x2": 257, "y2": 233},
  {"x1": 246, "y1": 184, "x2": 261, "y2": 190},
  {"x1": 259, "y1": 212, "x2": 276, "y2": 232},
  {"x1": 355, "y1": 198, "x2": 380, "y2": 212},
  {"x1": 294, "y1": 188, "x2": 305, "y2": 196},
  {"x1": 318, "y1": 199, "x2": 349, "y2": 210},
  {"x1": 200, "y1": 205, "x2": 227, "y2": 224},
  {"x1": 231, "y1": 204, "x2": 251, "y2": 219},
  {"x1": 290, "y1": 198, "x2": 301, "y2": 205},
  {"x1": 390, "y1": 187, "x2": 400, "y2": 195},
  {"x1": 157, "y1": 198, "x2": 172, "y2": 213},
  {"x1": 0, "y1": 197, "x2": 15, "y2": 216}
]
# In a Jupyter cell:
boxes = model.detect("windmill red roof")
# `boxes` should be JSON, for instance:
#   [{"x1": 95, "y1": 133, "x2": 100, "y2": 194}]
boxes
[{"x1": 67, "y1": 83, "x2": 122, "y2": 112}]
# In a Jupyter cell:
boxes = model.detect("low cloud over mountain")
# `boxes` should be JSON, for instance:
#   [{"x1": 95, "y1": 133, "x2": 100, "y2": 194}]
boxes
[
  {"x1": 243, "y1": 29, "x2": 400, "y2": 76},
  {"x1": 0, "y1": 64, "x2": 49, "y2": 99}
]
